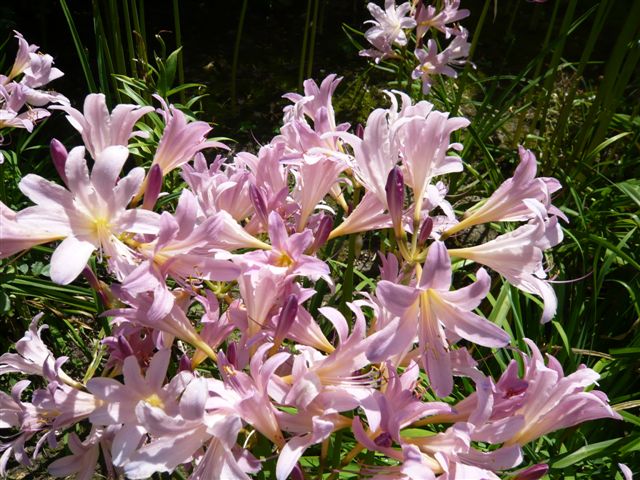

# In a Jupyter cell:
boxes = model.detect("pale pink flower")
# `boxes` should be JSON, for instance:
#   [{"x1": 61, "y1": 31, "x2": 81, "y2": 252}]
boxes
[
  {"x1": 182, "y1": 153, "x2": 254, "y2": 221},
  {"x1": 242, "y1": 212, "x2": 330, "y2": 282},
  {"x1": 412, "y1": 34, "x2": 471, "y2": 94},
  {"x1": 448, "y1": 205, "x2": 562, "y2": 322},
  {"x1": 15, "y1": 146, "x2": 160, "y2": 284},
  {"x1": 48, "y1": 430, "x2": 101, "y2": 480},
  {"x1": 291, "y1": 154, "x2": 347, "y2": 230},
  {"x1": 151, "y1": 98, "x2": 228, "y2": 176},
  {"x1": 375, "y1": 242, "x2": 510, "y2": 396},
  {"x1": 395, "y1": 111, "x2": 469, "y2": 205},
  {"x1": 361, "y1": 0, "x2": 417, "y2": 62},
  {"x1": 619, "y1": 463, "x2": 634, "y2": 480},
  {"x1": 500, "y1": 340, "x2": 621, "y2": 446},
  {"x1": 53, "y1": 93, "x2": 152, "y2": 159},
  {"x1": 0, "y1": 201, "x2": 62, "y2": 257},
  {"x1": 442, "y1": 146, "x2": 565, "y2": 238},
  {"x1": 415, "y1": 0, "x2": 470, "y2": 40},
  {"x1": 135, "y1": 189, "x2": 240, "y2": 283},
  {"x1": 6, "y1": 32, "x2": 39, "y2": 81}
]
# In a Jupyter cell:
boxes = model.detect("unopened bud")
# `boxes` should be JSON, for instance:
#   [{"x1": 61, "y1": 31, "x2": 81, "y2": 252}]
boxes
[
  {"x1": 178, "y1": 353, "x2": 192, "y2": 372},
  {"x1": 355, "y1": 123, "x2": 365, "y2": 139},
  {"x1": 50, "y1": 139, "x2": 68, "y2": 186},
  {"x1": 513, "y1": 464, "x2": 548, "y2": 480},
  {"x1": 309, "y1": 215, "x2": 334, "y2": 253},
  {"x1": 116, "y1": 335, "x2": 135, "y2": 358},
  {"x1": 226, "y1": 342, "x2": 238, "y2": 368},
  {"x1": 385, "y1": 167, "x2": 404, "y2": 238},
  {"x1": 274, "y1": 294, "x2": 298, "y2": 346},
  {"x1": 142, "y1": 164, "x2": 163, "y2": 210},
  {"x1": 417, "y1": 216, "x2": 434, "y2": 245},
  {"x1": 249, "y1": 184, "x2": 268, "y2": 226}
]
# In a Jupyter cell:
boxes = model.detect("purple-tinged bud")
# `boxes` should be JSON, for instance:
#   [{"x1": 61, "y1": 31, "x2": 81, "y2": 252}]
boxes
[
  {"x1": 309, "y1": 215, "x2": 334, "y2": 254},
  {"x1": 385, "y1": 166, "x2": 404, "y2": 238},
  {"x1": 178, "y1": 353, "x2": 193, "y2": 372},
  {"x1": 249, "y1": 183, "x2": 269, "y2": 226},
  {"x1": 274, "y1": 294, "x2": 298, "y2": 346},
  {"x1": 374, "y1": 432, "x2": 393, "y2": 448},
  {"x1": 142, "y1": 164, "x2": 163, "y2": 210},
  {"x1": 290, "y1": 465, "x2": 304, "y2": 480},
  {"x1": 82, "y1": 266, "x2": 112, "y2": 306},
  {"x1": 355, "y1": 123, "x2": 365, "y2": 139},
  {"x1": 512, "y1": 464, "x2": 549, "y2": 480},
  {"x1": 116, "y1": 335, "x2": 135, "y2": 358},
  {"x1": 417, "y1": 216, "x2": 434, "y2": 245},
  {"x1": 50, "y1": 138, "x2": 68, "y2": 185},
  {"x1": 226, "y1": 342, "x2": 238, "y2": 368}
]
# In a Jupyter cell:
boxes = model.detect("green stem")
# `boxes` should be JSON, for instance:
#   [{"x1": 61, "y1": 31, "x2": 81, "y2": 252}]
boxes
[
  {"x1": 172, "y1": 0, "x2": 185, "y2": 104},
  {"x1": 231, "y1": 0, "x2": 248, "y2": 115}
]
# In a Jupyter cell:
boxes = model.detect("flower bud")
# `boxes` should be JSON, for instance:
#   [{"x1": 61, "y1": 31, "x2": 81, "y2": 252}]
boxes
[
  {"x1": 249, "y1": 183, "x2": 268, "y2": 226},
  {"x1": 309, "y1": 215, "x2": 334, "y2": 254},
  {"x1": 50, "y1": 138, "x2": 68, "y2": 185},
  {"x1": 142, "y1": 164, "x2": 163, "y2": 210},
  {"x1": 355, "y1": 123, "x2": 365, "y2": 139},
  {"x1": 385, "y1": 166, "x2": 404, "y2": 238},
  {"x1": 417, "y1": 216, "x2": 434, "y2": 245},
  {"x1": 274, "y1": 294, "x2": 298, "y2": 347},
  {"x1": 512, "y1": 464, "x2": 549, "y2": 480}
]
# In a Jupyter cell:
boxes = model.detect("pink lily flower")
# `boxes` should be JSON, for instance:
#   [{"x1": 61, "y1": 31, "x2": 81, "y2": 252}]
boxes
[
  {"x1": 447, "y1": 204, "x2": 562, "y2": 322},
  {"x1": 442, "y1": 146, "x2": 565, "y2": 238},
  {"x1": 53, "y1": 94, "x2": 153, "y2": 159},
  {"x1": 501, "y1": 340, "x2": 621, "y2": 446},
  {"x1": 182, "y1": 153, "x2": 254, "y2": 221},
  {"x1": 291, "y1": 154, "x2": 347, "y2": 230},
  {"x1": 375, "y1": 241, "x2": 510, "y2": 396},
  {"x1": 136, "y1": 189, "x2": 240, "y2": 283},
  {"x1": 15, "y1": 145, "x2": 160, "y2": 284},
  {"x1": 48, "y1": 430, "x2": 101, "y2": 480},
  {"x1": 151, "y1": 99, "x2": 228, "y2": 177},
  {"x1": 6, "y1": 32, "x2": 39, "y2": 81},
  {"x1": 215, "y1": 346, "x2": 289, "y2": 448},
  {"x1": 412, "y1": 34, "x2": 471, "y2": 94},
  {"x1": 362, "y1": 0, "x2": 417, "y2": 61},
  {"x1": 242, "y1": 211, "x2": 330, "y2": 283},
  {"x1": 0, "y1": 201, "x2": 63, "y2": 257},
  {"x1": 415, "y1": 0, "x2": 470, "y2": 40}
]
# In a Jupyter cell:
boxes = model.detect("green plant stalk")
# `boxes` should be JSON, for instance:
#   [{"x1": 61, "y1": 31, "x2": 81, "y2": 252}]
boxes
[
  {"x1": 172, "y1": 0, "x2": 186, "y2": 104},
  {"x1": 107, "y1": 0, "x2": 128, "y2": 76},
  {"x1": 305, "y1": 0, "x2": 321, "y2": 79},
  {"x1": 535, "y1": 0, "x2": 577, "y2": 140},
  {"x1": 547, "y1": 0, "x2": 612, "y2": 165},
  {"x1": 122, "y1": 0, "x2": 137, "y2": 75},
  {"x1": 452, "y1": 0, "x2": 490, "y2": 115},
  {"x1": 92, "y1": 0, "x2": 121, "y2": 103},
  {"x1": 298, "y1": 0, "x2": 313, "y2": 89},
  {"x1": 511, "y1": 0, "x2": 560, "y2": 147},
  {"x1": 59, "y1": 0, "x2": 98, "y2": 92},
  {"x1": 573, "y1": 0, "x2": 640, "y2": 163},
  {"x1": 231, "y1": 0, "x2": 248, "y2": 115}
]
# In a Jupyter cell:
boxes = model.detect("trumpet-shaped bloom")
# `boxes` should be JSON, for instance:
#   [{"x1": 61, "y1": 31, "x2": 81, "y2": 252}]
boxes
[
  {"x1": 361, "y1": 0, "x2": 416, "y2": 61},
  {"x1": 415, "y1": 0, "x2": 469, "y2": 40},
  {"x1": 448, "y1": 206, "x2": 562, "y2": 322},
  {"x1": 412, "y1": 35, "x2": 471, "y2": 94},
  {"x1": 15, "y1": 146, "x2": 160, "y2": 284},
  {"x1": 501, "y1": 340, "x2": 621, "y2": 446},
  {"x1": 443, "y1": 146, "x2": 564, "y2": 237},
  {"x1": 151, "y1": 100, "x2": 228, "y2": 176},
  {"x1": 396, "y1": 111, "x2": 469, "y2": 203},
  {"x1": 54, "y1": 94, "x2": 153, "y2": 159},
  {"x1": 375, "y1": 242, "x2": 510, "y2": 396}
]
